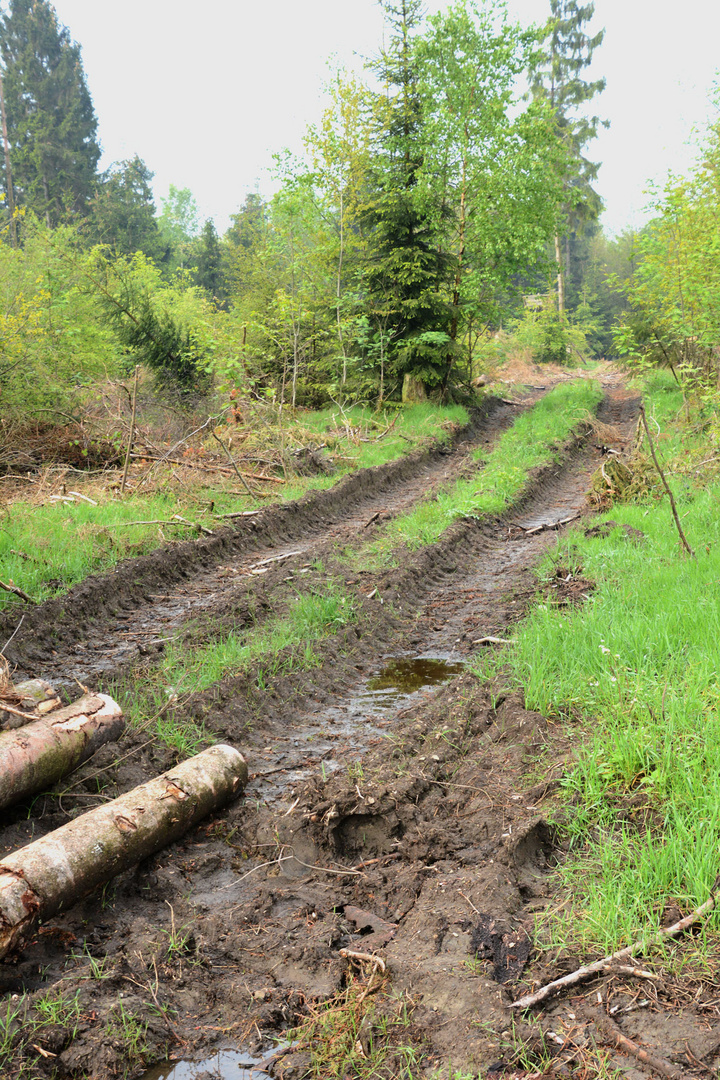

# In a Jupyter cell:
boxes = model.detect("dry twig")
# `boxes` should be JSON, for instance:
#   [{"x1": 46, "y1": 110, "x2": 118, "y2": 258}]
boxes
[
  {"x1": 591, "y1": 1012, "x2": 681, "y2": 1078},
  {"x1": 511, "y1": 874, "x2": 720, "y2": 1010},
  {"x1": 0, "y1": 579, "x2": 36, "y2": 604},
  {"x1": 639, "y1": 404, "x2": 694, "y2": 557}
]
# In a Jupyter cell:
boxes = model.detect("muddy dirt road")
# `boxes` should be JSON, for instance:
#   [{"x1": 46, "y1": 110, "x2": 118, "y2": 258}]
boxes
[{"x1": 5, "y1": 374, "x2": 706, "y2": 1080}]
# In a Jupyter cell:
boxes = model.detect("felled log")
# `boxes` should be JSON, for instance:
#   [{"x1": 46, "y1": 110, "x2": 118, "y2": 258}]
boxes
[
  {"x1": 0, "y1": 678, "x2": 61, "y2": 730},
  {"x1": 0, "y1": 744, "x2": 248, "y2": 960},
  {"x1": 0, "y1": 693, "x2": 124, "y2": 811}
]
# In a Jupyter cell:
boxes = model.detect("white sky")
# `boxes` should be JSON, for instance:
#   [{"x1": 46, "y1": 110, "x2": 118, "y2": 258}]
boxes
[{"x1": 48, "y1": 0, "x2": 720, "y2": 237}]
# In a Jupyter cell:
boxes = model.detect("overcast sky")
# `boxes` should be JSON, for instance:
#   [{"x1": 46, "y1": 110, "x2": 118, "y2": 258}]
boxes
[{"x1": 48, "y1": 0, "x2": 720, "y2": 237}]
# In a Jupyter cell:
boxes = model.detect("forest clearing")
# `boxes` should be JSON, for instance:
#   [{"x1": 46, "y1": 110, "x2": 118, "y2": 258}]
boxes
[{"x1": 3, "y1": 0, "x2": 720, "y2": 1076}]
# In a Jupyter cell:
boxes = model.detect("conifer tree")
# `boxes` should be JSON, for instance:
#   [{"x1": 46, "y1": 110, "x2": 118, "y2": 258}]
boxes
[
  {"x1": 0, "y1": 0, "x2": 100, "y2": 227},
  {"x1": 530, "y1": 1, "x2": 606, "y2": 311},
  {"x1": 191, "y1": 219, "x2": 225, "y2": 303},
  {"x1": 362, "y1": 0, "x2": 456, "y2": 397},
  {"x1": 88, "y1": 156, "x2": 164, "y2": 260}
]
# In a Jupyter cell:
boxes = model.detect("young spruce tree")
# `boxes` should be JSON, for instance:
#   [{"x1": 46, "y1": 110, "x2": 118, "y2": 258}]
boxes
[
  {"x1": 362, "y1": 0, "x2": 456, "y2": 399},
  {"x1": 0, "y1": 0, "x2": 100, "y2": 228}
]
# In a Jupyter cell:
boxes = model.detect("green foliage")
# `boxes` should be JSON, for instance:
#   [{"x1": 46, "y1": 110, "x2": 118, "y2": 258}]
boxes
[
  {"x1": 157, "y1": 183, "x2": 200, "y2": 273},
  {"x1": 613, "y1": 108, "x2": 720, "y2": 390},
  {"x1": 528, "y1": 1, "x2": 607, "y2": 313},
  {"x1": 88, "y1": 155, "x2": 164, "y2": 260},
  {"x1": 0, "y1": 219, "x2": 118, "y2": 415},
  {"x1": 190, "y1": 218, "x2": 225, "y2": 302},
  {"x1": 417, "y1": 2, "x2": 567, "y2": 339},
  {"x1": 0, "y1": 0, "x2": 100, "y2": 227},
  {"x1": 87, "y1": 250, "x2": 211, "y2": 392}
]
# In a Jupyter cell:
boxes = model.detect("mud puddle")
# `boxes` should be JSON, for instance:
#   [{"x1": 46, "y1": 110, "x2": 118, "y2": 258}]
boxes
[
  {"x1": 139, "y1": 1046, "x2": 276, "y2": 1079},
  {"x1": 360, "y1": 655, "x2": 465, "y2": 708},
  {"x1": 251, "y1": 654, "x2": 465, "y2": 804}
]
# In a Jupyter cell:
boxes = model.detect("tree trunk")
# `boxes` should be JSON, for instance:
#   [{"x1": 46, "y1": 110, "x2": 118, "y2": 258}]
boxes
[
  {"x1": 0, "y1": 744, "x2": 248, "y2": 961},
  {"x1": 1, "y1": 678, "x2": 61, "y2": 729},
  {"x1": 0, "y1": 693, "x2": 124, "y2": 811},
  {"x1": 554, "y1": 232, "x2": 565, "y2": 314},
  {"x1": 0, "y1": 71, "x2": 18, "y2": 248}
]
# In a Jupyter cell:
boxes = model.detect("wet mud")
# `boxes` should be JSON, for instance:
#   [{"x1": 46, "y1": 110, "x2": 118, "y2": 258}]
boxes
[{"x1": 4, "y1": 375, "x2": 712, "y2": 1079}]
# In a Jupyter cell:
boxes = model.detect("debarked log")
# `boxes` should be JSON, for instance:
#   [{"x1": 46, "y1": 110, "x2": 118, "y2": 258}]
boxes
[
  {"x1": 0, "y1": 744, "x2": 248, "y2": 960},
  {"x1": 0, "y1": 693, "x2": 125, "y2": 811}
]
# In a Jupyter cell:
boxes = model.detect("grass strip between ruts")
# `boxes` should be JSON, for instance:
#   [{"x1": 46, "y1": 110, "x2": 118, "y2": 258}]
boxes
[
  {"x1": 360, "y1": 378, "x2": 603, "y2": 563},
  {"x1": 117, "y1": 581, "x2": 355, "y2": 755}
]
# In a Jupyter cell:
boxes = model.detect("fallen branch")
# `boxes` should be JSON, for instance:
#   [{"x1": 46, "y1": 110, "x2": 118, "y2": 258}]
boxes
[
  {"x1": 473, "y1": 636, "x2": 514, "y2": 646},
  {"x1": 215, "y1": 510, "x2": 262, "y2": 520},
  {"x1": 0, "y1": 693, "x2": 124, "y2": 811},
  {"x1": 172, "y1": 514, "x2": 214, "y2": 537},
  {"x1": 511, "y1": 875, "x2": 720, "y2": 1010},
  {"x1": 130, "y1": 453, "x2": 285, "y2": 484},
  {"x1": 591, "y1": 1012, "x2": 680, "y2": 1078},
  {"x1": 639, "y1": 404, "x2": 694, "y2": 557},
  {"x1": 0, "y1": 579, "x2": 36, "y2": 604},
  {"x1": 105, "y1": 517, "x2": 210, "y2": 532},
  {"x1": 610, "y1": 964, "x2": 661, "y2": 982},
  {"x1": 211, "y1": 431, "x2": 255, "y2": 497},
  {"x1": 0, "y1": 743, "x2": 247, "y2": 960},
  {"x1": 248, "y1": 550, "x2": 303, "y2": 571}
]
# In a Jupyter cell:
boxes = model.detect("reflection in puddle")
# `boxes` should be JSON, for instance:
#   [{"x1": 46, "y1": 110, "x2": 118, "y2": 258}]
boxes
[
  {"x1": 360, "y1": 656, "x2": 465, "y2": 710},
  {"x1": 139, "y1": 1047, "x2": 272, "y2": 1079}
]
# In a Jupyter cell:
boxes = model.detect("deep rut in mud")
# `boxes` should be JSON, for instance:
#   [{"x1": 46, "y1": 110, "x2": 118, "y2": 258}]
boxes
[
  {"x1": 7, "y1": 374, "x2": 700, "y2": 1080},
  {"x1": 1, "y1": 395, "x2": 521, "y2": 689}
]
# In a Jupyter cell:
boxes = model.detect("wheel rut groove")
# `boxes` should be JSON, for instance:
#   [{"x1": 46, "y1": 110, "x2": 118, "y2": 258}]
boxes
[{"x1": 2, "y1": 395, "x2": 521, "y2": 687}]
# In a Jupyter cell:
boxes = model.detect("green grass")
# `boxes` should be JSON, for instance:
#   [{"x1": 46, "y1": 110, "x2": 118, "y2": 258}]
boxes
[
  {"x1": 361, "y1": 378, "x2": 602, "y2": 562},
  {"x1": 0, "y1": 403, "x2": 468, "y2": 614},
  {"x1": 160, "y1": 585, "x2": 354, "y2": 696},
  {"x1": 119, "y1": 582, "x2": 355, "y2": 752},
  {"x1": 477, "y1": 372, "x2": 720, "y2": 952}
]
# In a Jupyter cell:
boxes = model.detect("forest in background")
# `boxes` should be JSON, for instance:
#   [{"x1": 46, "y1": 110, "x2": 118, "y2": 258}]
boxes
[{"x1": 0, "y1": 0, "x2": 718, "y2": 431}]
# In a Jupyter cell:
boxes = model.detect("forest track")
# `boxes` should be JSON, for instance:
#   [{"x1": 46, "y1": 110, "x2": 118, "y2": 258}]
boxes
[
  {"x1": 0, "y1": 372, "x2": 655, "y2": 1080},
  {"x1": 1, "y1": 394, "x2": 526, "y2": 689}
]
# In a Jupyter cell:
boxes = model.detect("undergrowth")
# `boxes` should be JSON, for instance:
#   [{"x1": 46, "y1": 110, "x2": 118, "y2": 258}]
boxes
[{"x1": 478, "y1": 370, "x2": 720, "y2": 954}]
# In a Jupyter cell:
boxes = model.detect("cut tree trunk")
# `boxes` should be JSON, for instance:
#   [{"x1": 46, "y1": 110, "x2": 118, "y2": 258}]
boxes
[
  {"x1": 1, "y1": 678, "x2": 61, "y2": 730},
  {"x1": 0, "y1": 693, "x2": 124, "y2": 811},
  {"x1": 0, "y1": 744, "x2": 248, "y2": 960}
]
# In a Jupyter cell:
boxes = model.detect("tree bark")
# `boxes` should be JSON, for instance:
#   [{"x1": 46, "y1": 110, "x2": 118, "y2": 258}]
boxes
[
  {"x1": 0, "y1": 693, "x2": 124, "y2": 811},
  {"x1": 0, "y1": 744, "x2": 248, "y2": 960},
  {"x1": 554, "y1": 231, "x2": 565, "y2": 314}
]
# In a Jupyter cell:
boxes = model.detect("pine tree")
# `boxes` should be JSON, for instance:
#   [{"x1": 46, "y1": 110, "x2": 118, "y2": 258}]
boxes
[
  {"x1": 362, "y1": 0, "x2": 456, "y2": 398},
  {"x1": 530, "y1": 1, "x2": 606, "y2": 311},
  {"x1": 0, "y1": 0, "x2": 100, "y2": 227}
]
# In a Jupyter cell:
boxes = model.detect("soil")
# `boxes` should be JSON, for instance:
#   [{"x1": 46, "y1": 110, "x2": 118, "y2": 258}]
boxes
[{"x1": 2, "y1": 372, "x2": 717, "y2": 1080}]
